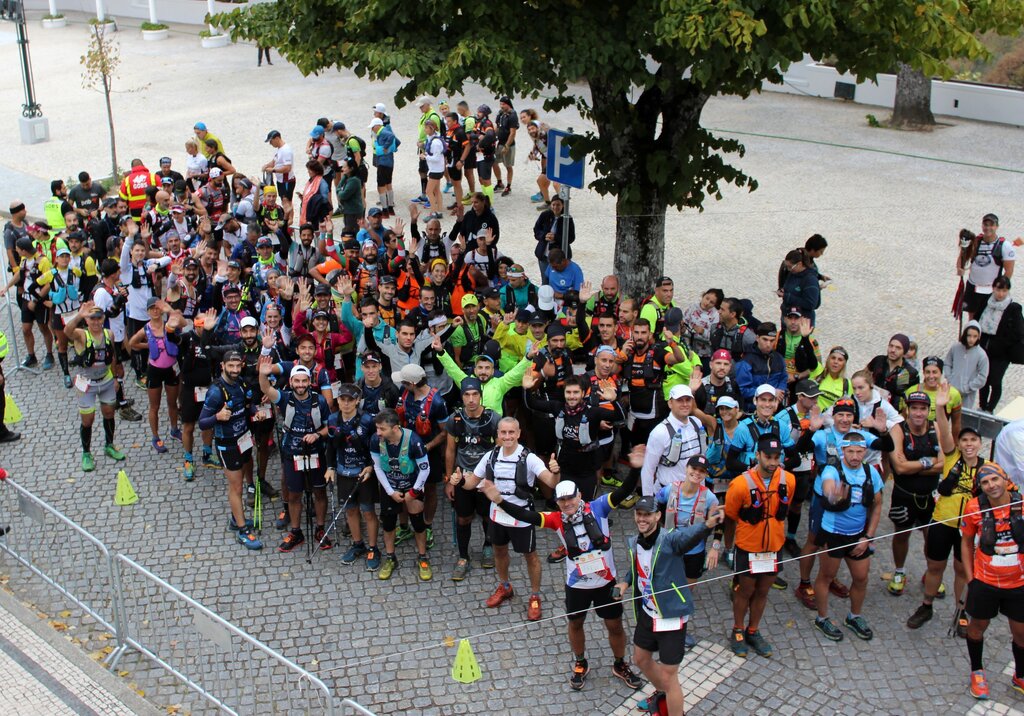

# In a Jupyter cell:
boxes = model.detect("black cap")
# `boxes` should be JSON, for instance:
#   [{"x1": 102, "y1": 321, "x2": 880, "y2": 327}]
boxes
[
  {"x1": 335, "y1": 383, "x2": 361, "y2": 399},
  {"x1": 223, "y1": 349, "x2": 243, "y2": 363},
  {"x1": 528, "y1": 312, "x2": 548, "y2": 325},
  {"x1": 226, "y1": 260, "x2": 241, "y2": 269},
  {"x1": 687, "y1": 455, "x2": 710, "y2": 472},
  {"x1": 379, "y1": 275, "x2": 397, "y2": 286},
  {"x1": 664, "y1": 307, "x2": 683, "y2": 333},
  {"x1": 478, "y1": 286, "x2": 499, "y2": 299},
  {"x1": 342, "y1": 238, "x2": 360, "y2": 251},
  {"x1": 785, "y1": 306, "x2": 803, "y2": 318},
  {"x1": 515, "y1": 308, "x2": 533, "y2": 323},
  {"x1": 757, "y1": 434, "x2": 783, "y2": 455},
  {"x1": 314, "y1": 283, "x2": 331, "y2": 295},
  {"x1": 795, "y1": 379, "x2": 820, "y2": 398},
  {"x1": 312, "y1": 310, "x2": 330, "y2": 321},
  {"x1": 265, "y1": 130, "x2": 281, "y2": 142},
  {"x1": 653, "y1": 275, "x2": 673, "y2": 287},
  {"x1": 982, "y1": 213, "x2": 999, "y2": 225},
  {"x1": 361, "y1": 349, "x2": 382, "y2": 364},
  {"x1": 634, "y1": 496, "x2": 660, "y2": 513},
  {"x1": 958, "y1": 426, "x2": 982, "y2": 439},
  {"x1": 755, "y1": 322, "x2": 777, "y2": 337},
  {"x1": 183, "y1": 257, "x2": 200, "y2": 269},
  {"x1": 332, "y1": 121, "x2": 346, "y2": 131}
]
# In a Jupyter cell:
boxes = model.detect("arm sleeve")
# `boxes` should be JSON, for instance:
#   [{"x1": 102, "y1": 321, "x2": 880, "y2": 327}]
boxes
[
  {"x1": 609, "y1": 466, "x2": 640, "y2": 506},
  {"x1": 495, "y1": 500, "x2": 543, "y2": 527},
  {"x1": 668, "y1": 523, "x2": 712, "y2": 555},
  {"x1": 371, "y1": 451, "x2": 393, "y2": 496},
  {"x1": 641, "y1": 429, "x2": 663, "y2": 496}
]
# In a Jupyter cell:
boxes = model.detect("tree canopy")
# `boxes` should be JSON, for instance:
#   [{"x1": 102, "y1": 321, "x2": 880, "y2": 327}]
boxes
[{"x1": 214, "y1": 0, "x2": 1023, "y2": 296}]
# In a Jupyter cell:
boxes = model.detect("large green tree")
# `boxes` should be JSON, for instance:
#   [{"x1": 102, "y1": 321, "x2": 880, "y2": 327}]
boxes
[{"x1": 214, "y1": 0, "x2": 1022, "y2": 297}]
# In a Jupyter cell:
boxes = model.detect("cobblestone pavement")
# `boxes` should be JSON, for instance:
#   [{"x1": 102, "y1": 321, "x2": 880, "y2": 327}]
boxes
[{"x1": 1, "y1": 16, "x2": 1023, "y2": 716}]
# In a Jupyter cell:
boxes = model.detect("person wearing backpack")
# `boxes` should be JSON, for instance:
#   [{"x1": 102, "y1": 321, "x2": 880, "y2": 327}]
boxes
[
  {"x1": 780, "y1": 248, "x2": 822, "y2": 325},
  {"x1": 333, "y1": 122, "x2": 370, "y2": 199},
  {"x1": 414, "y1": 97, "x2": 445, "y2": 204},
  {"x1": 421, "y1": 119, "x2": 447, "y2": 221},
  {"x1": 958, "y1": 213, "x2": 1017, "y2": 320},
  {"x1": 641, "y1": 385, "x2": 715, "y2": 497},
  {"x1": 370, "y1": 117, "x2": 399, "y2": 218},
  {"x1": 978, "y1": 276, "x2": 1024, "y2": 413}
]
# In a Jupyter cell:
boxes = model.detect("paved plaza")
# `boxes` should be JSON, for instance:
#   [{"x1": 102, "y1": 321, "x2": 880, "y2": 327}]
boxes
[{"x1": 1, "y1": 14, "x2": 1024, "y2": 715}]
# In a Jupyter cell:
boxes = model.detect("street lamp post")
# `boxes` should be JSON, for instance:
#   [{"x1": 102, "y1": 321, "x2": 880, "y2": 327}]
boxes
[{"x1": 1, "y1": 0, "x2": 50, "y2": 143}]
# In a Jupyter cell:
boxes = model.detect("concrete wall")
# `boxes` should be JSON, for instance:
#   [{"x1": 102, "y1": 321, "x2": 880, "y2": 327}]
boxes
[
  {"x1": 763, "y1": 55, "x2": 1024, "y2": 127},
  {"x1": 24, "y1": 0, "x2": 267, "y2": 26}
]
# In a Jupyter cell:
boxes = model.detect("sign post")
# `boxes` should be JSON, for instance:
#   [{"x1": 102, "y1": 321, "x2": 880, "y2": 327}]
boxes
[{"x1": 545, "y1": 128, "x2": 585, "y2": 256}]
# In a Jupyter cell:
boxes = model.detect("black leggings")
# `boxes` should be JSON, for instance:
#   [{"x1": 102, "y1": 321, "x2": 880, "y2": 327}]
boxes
[{"x1": 980, "y1": 357, "x2": 1010, "y2": 412}]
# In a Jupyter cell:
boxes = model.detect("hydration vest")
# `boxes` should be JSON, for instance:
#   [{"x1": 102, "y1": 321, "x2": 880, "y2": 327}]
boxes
[
  {"x1": 736, "y1": 469, "x2": 790, "y2": 525},
  {"x1": 937, "y1": 456, "x2": 985, "y2": 497},
  {"x1": 47, "y1": 268, "x2": 80, "y2": 308},
  {"x1": 397, "y1": 387, "x2": 438, "y2": 439},
  {"x1": 629, "y1": 347, "x2": 660, "y2": 389},
  {"x1": 554, "y1": 408, "x2": 596, "y2": 451},
  {"x1": 73, "y1": 328, "x2": 114, "y2": 368},
  {"x1": 145, "y1": 323, "x2": 179, "y2": 360},
  {"x1": 666, "y1": 483, "x2": 710, "y2": 529},
  {"x1": 820, "y1": 464, "x2": 876, "y2": 513},
  {"x1": 745, "y1": 418, "x2": 782, "y2": 451},
  {"x1": 902, "y1": 424, "x2": 938, "y2": 463},
  {"x1": 658, "y1": 416, "x2": 707, "y2": 467},
  {"x1": 560, "y1": 504, "x2": 610, "y2": 558},
  {"x1": 977, "y1": 492, "x2": 1024, "y2": 557},
  {"x1": 484, "y1": 446, "x2": 534, "y2": 502},
  {"x1": 283, "y1": 392, "x2": 325, "y2": 432},
  {"x1": 388, "y1": 429, "x2": 416, "y2": 476},
  {"x1": 819, "y1": 429, "x2": 843, "y2": 474},
  {"x1": 451, "y1": 409, "x2": 498, "y2": 466}
]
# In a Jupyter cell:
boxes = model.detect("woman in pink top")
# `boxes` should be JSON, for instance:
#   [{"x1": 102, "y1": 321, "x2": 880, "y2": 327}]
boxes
[{"x1": 129, "y1": 298, "x2": 184, "y2": 453}]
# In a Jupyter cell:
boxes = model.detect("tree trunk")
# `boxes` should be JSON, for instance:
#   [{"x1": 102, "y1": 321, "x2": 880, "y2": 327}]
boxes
[
  {"x1": 614, "y1": 194, "x2": 667, "y2": 300},
  {"x1": 890, "y1": 63, "x2": 935, "y2": 127},
  {"x1": 102, "y1": 75, "x2": 117, "y2": 180}
]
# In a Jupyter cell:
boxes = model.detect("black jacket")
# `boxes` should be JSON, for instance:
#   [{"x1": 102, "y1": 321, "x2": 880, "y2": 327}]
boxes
[
  {"x1": 980, "y1": 300, "x2": 1024, "y2": 364},
  {"x1": 533, "y1": 210, "x2": 575, "y2": 260}
]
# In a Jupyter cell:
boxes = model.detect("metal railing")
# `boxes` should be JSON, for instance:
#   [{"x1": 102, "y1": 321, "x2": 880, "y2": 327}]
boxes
[{"x1": 0, "y1": 477, "x2": 120, "y2": 658}]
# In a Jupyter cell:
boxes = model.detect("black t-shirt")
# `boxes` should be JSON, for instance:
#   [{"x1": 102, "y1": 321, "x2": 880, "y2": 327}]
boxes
[
  {"x1": 3, "y1": 220, "x2": 28, "y2": 253},
  {"x1": 495, "y1": 110, "x2": 519, "y2": 145},
  {"x1": 68, "y1": 184, "x2": 107, "y2": 214}
]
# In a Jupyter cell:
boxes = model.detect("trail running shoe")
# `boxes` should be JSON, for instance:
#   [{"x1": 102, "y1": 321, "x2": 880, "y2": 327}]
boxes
[
  {"x1": 569, "y1": 659, "x2": 589, "y2": 691},
  {"x1": 442, "y1": 181, "x2": 453, "y2": 194},
  {"x1": 611, "y1": 661, "x2": 643, "y2": 690},
  {"x1": 21, "y1": 354, "x2": 37, "y2": 368},
  {"x1": 495, "y1": 181, "x2": 505, "y2": 191},
  {"x1": 844, "y1": 615, "x2": 873, "y2": 640},
  {"x1": 278, "y1": 530, "x2": 305, "y2": 553},
  {"x1": 783, "y1": 537, "x2": 801, "y2": 558},
  {"x1": 600, "y1": 473, "x2": 623, "y2": 488},
  {"x1": 81, "y1": 451, "x2": 95, "y2": 472},
  {"x1": 548, "y1": 545, "x2": 567, "y2": 563},
  {"x1": 481, "y1": 544, "x2": 495, "y2": 568},
  {"x1": 378, "y1": 554, "x2": 397, "y2": 580},
  {"x1": 418, "y1": 556, "x2": 433, "y2": 581},
  {"x1": 452, "y1": 558, "x2": 470, "y2": 581},
  {"x1": 366, "y1": 547, "x2": 381, "y2": 572},
  {"x1": 795, "y1": 583, "x2": 817, "y2": 610},
  {"x1": 183, "y1": 458, "x2": 195, "y2": 481},
  {"x1": 1011, "y1": 675, "x2": 1024, "y2": 696},
  {"x1": 260, "y1": 479, "x2": 280, "y2": 498},
  {"x1": 955, "y1": 608, "x2": 969, "y2": 639},
  {"x1": 887, "y1": 572, "x2": 906, "y2": 596},
  {"x1": 118, "y1": 405, "x2": 142, "y2": 422},
  {"x1": 236, "y1": 528, "x2": 263, "y2": 550},
  {"x1": 829, "y1": 579, "x2": 850, "y2": 599},
  {"x1": 527, "y1": 594, "x2": 542, "y2": 621},
  {"x1": 773, "y1": 575, "x2": 789, "y2": 590},
  {"x1": 341, "y1": 542, "x2": 367, "y2": 564},
  {"x1": 745, "y1": 630, "x2": 772, "y2": 657},
  {"x1": 314, "y1": 526, "x2": 332, "y2": 550},
  {"x1": 104, "y1": 444, "x2": 125, "y2": 461},
  {"x1": 63, "y1": 374, "x2": 72, "y2": 389},
  {"x1": 275, "y1": 509, "x2": 289, "y2": 531},
  {"x1": 638, "y1": 693, "x2": 664, "y2": 712},
  {"x1": 906, "y1": 604, "x2": 933, "y2": 630},
  {"x1": 970, "y1": 670, "x2": 990, "y2": 700},
  {"x1": 394, "y1": 525, "x2": 414, "y2": 544},
  {"x1": 202, "y1": 450, "x2": 222, "y2": 468},
  {"x1": 41, "y1": 354, "x2": 55, "y2": 370},
  {"x1": 169, "y1": 427, "x2": 183, "y2": 442},
  {"x1": 426, "y1": 527, "x2": 434, "y2": 550},
  {"x1": 151, "y1": 436, "x2": 167, "y2": 454},
  {"x1": 530, "y1": 192, "x2": 543, "y2": 203},
  {"x1": 814, "y1": 617, "x2": 844, "y2": 641},
  {"x1": 730, "y1": 628, "x2": 748, "y2": 657},
  {"x1": 685, "y1": 631, "x2": 697, "y2": 649},
  {"x1": 485, "y1": 583, "x2": 514, "y2": 608},
  {"x1": 227, "y1": 517, "x2": 254, "y2": 532},
  {"x1": 501, "y1": 185, "x2": 512, "y2": 197}
]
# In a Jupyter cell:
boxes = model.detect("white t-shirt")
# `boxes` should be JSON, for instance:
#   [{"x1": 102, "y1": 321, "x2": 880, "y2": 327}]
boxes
[
  {"x1": 186, "y1": 154, "x2": 208, "y2": 178},
  {"x1": 969, "y1": 238, "x2": 1016, "y2": 293},
  {"x1": 641, "y1": 414, "x2": 704, "y2": 495},
  {"x1": 273, "y1": 144, "x2": 296, "y2": 183},
  {"x1": 92, "y1": 285, "x2": 125, "y2": 341},
  {"x1": 424, "y1": 134, "x2": 446, "y2": 173},
  {"x1": 473, "y1": 445, "x2": 547, "y2": 527}
]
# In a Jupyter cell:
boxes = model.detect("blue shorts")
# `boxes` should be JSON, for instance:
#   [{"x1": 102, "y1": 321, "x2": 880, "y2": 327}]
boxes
[
  {"x1": 806, "y1": 495, "x2": 824, "y2": 543},
  {"x1": 282, "y1": 455, "x2": 327, "y2": 493}
]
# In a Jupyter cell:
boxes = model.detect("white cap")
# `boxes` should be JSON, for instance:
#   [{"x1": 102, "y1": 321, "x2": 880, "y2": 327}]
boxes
[
  {"x1": 290, "y1": 365, "x2": 311, "y2": 380},
  {"x1": 416, "y1": 96, "x2": 432, "y2": 107},
  {"x1": 754, "y1": 384, "x2": 776, "y2": 399},
  {"x1": 209, "y1": 167, "x2": 223, "y2": 179},
  {"x1": 392, "y1": 363, "x2": 427, "y2": 385},
  {"x1": 239, "y1": 316, "x2": 258, "y2": 329},
  {"x1": 668, "y1": 385, "x2": 693, "y2": 400},
  {"x1": 716, "y1": 396, "x2": 739, "y2": 410},
  {"x1": 372, "y1": 102, "x2": 387, "y2": 113},
  {"x1": 554, "y1": 481, "x2": 578, "y2": 500},
  {"x1": 537, "y1": 285, "x2": 555, "y2": 311},
  {"x1": 368, "y1": 118, "x2": 384, "y2": 129}
]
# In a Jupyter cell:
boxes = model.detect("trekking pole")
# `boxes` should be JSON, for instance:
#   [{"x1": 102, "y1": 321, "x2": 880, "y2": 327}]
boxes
[
  {"x1": 302, "y1": 448, "x2": 315, "y2": 563},
  {"x1": 253, "y1": 444, "x2": 263, "y2": 535},
  {"x1": 310, "y1": 477, "x2": 355, "y2": 562}
]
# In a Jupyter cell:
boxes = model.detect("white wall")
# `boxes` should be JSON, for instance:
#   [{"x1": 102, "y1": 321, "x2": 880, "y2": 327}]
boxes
[
  {"x1": 763, "y1": 55, "x2": 1024, "y2": 127},
  {"x1": 25, "y1": 0, "x2": 269, "y2": 25}
]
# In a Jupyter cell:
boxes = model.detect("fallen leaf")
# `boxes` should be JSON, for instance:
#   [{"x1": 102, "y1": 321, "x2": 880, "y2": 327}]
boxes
[
  {"x1": 96, "y1": 633, "x2": 112, "y2": 642},
  {"x1": 166, "y1": 707, "x2": 181, "y2": 715},
  {"x1": 310, "y1": 658, "x2": 318, "y2": 667},
  {"x1": 101, "y1": 646, "x2": 113, "y2": 655},
  {"x1": 443, "y1": 635, "x2": 455, "y2": 648},
  {"x1": 66, "y1": 478, "x2": 76, "y2": 484},
  {"x1": 182, "y1": 553, "x2": 193, "y2": 560},
  {"x1": 36, "y1": 611, "x2": 48, "y2": 619},
  {"x1": 118, "y1": 671, "x2": 129, "y2": 678},
  {"x1": 785, "y1": 620, "x2": 795, "y2": 628},
  {"x1": 135, "y1": 689, "x2": 145, "y2": 697},
  {"x1": 49, "y1": 621, "x2": 69, "y2": 632},
  {"x1": 89, "y1": 650, "x2": 105, "y2": 661},
  {"x1": 59, "y1": 610, "x2": 72, "y2": 618}
]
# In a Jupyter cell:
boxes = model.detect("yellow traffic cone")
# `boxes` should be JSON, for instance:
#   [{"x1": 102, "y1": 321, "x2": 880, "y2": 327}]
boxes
[
  {"x1": 4, "y1": 394, "x2": 22, "y2": 424},
  {"x1": 114, "y1": 469, "x2": 138, "y2": 506},
  {"x1": 450, "y1": 638, "x2": 481, "y2": 684}
]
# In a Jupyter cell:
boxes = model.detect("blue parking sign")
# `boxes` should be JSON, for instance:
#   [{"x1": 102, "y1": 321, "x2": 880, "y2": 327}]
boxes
[{"x1": 545, "y1": 129, "x2": 585, "y2": 189}]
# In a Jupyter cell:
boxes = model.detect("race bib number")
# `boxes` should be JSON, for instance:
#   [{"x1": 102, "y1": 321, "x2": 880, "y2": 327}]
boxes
[
  {"x1": 489, "y1": 503, "x2": 525, "y2": 528},
  {"x1": 194, "y1": 386, "x2": 208, "y2": 402},
  {"x1": 653, "y1": 616, "x2": 683, "y2": 632},
  {"x1": 850, "y1": 487, "x2": 863, "y2": 503},
  {"x1": 750, "y1": 551, "x2": 777, "y2": 574},
  {"x1": 293, "y1": 454, "x2": 320, "y2": 471},
  {"x1": 74, "y1": 374, "x2": 91, "y2": 393},
  {"x1": 574, "y1": 550, "x2": 607, "y2": 577},
  {"x1": 331, "y1": 381, "x2": 343, "y2": 398},
  {"x1": 237, "y1": 431, "x2": 254, "y2": 453},
  {"x1": 475, "y1": 151, "x2": 484, "y2": 163},
  {"x1": 991, "y1": 553, "x2": 1021, "y2": 568},
  {"x1": 254, "y1": 403, "x2": 273, "y2": 421}
]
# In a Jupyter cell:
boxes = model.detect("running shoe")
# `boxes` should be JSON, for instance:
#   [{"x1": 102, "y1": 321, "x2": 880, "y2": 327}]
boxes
[
  {"x1": 611, "y1": 661, "x2": 643, "y2": 690},
  {"x1": 527, "y1": 594, "x2": 542, "y2": 621},
  {"x1": 104, "y1": 444, "x2": 125, "y2": 461},
  {"x1": 773, "y1": 575, "x2": 789, "y2": 590},
  {"x1": 844, "y1": 615, "x2": 873, "y2": 640},
  {"x1": 600, "y1": 473, "x2": 623, "y2": 488},
  {"x1": 226, "y1": 517, "x2": 254, "y2": 532},
  {"x1": 730, "y1": 628, "x2": 748, "y2": 657},
  {"x1": 41, "y1": 354, "x2": 54, "y2": 370},
  {"x1": 274, "y1": 509, "x2": 289, "y2": 531},
  {"x1": 814, "y1": 617, "x2": 844, "y2": 641},
  {"x1": 461, "y1": 196, "x2": 473, "y2": 206},
  {"x1": 1010, "y1": 675, "x2": 1024, "y2": 696},
  {"x1": 169, "y1": 427, "x2": 183, "y2": 442},
  {"x1": 202, "y1": 450, "x2": 221, "y2": 468},
  {"x1": 366, "y1": 547, "x2": 381, "y2": 572},
  {"x1": 236, "y1": 528, "x2": 263, "y2": 550},
  {"x1": 426, "y1": 527, "x2": 434, "y2": 550},
  {"x1": 501, "y1": 185, "x2": 512, "y2": 197},
  {"x1": 637, "y1": 693, "x2": 664, "y2": 712},
  {"x1": 63, "y1": 374, "x2": 72, "y2": 389},
  {"x1": 481, "y1": 544, "x2": 494, "y2": 568},
  {"x1": 21, "y1": 354, "x2": 37, "y2": 368},
  {"x1": 151, "y1": 436, "x2": 167, "y2": 454},
  {"x1": 278, "y1": 530, "x2": 305, "y2": 553},
  {"x1": 183, "y1": 458, "x2": 195, "y2": 481},
  {"x1": 906, "y1": 604, "x2": 933, "y2": 629},
  {"x1": 411, "y1": 195, "x2": 429, "y2": 204},
  {"x1": 569, "y1": 659, "x2": 589, "y2": 691},
  {"x1": 745, "y1": 630, "x2": 773, "y2": 657},
  {"x1": 0, "y1": 431, "x2": 21, "y2": 443},
  {"x1": 829, "y1": 579, "x2": 850, "y2": 599},
  {"x1": 134, "y1": 376, "x2": 146, "y2": 390},
  {"x1": 684, "y1": 631, "x2": 697, "y2": 649},
  {"x1": 378, "y1": 554, "x2": 398, "y2": 580},
  {"x1": 442, "y1": 181, "x2": 453, "y2": 194},
  {"x1": 485, "y1": 583, "x2": 514, "y2": 608},
  {"x1": 495, "y1": 181, "x2": 505, "y2": 191},
  {"x1": 548, "y1": 545, "x2": 567, "y2": 563},
  {"x1": 887, "y1": 572, "x2": 906, "y2": 596},
  {"x1": 530, "y1": 192, "x2": 543, "y2": 203},
  {"x1": 418, "y1": 556, "x2": 433, "y2": 581},
  {"x1": 341, "y1": 542, "x2": 367, "y2": 565},
  {"x1": 119, "y1": 405, "x2": 142, "y2": 422},
  {"x1": 795, "y1": 583, "x2": 816, "y2": 610},
  {"x1": 81, "y1": 451, "x2": 95, "y2": 472},
  {"x1": 314, "y1": 526, "x2": 332, "y2": 550},
  {"x1": 970, "y1": 670, "x2": 990, "y2": 700},
  {"x1": 395, "y1": 525, "x2": 414, "y2": 544},
  {"x1": 783, "y1": 537, "x2": 801, "y2": 558},
  {"x1": 452, "y1": 558, "x2": 470, "y2": 581},
  {"x1": 260, "y1": 480, "x2": 280, "y2": 499}
]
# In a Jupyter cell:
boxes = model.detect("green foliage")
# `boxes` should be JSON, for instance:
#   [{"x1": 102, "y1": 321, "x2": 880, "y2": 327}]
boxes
[
  {"x1": 141, "y1": 22, "x2": 168, "y2": 31},
  {"x1": 42, "y1": 13, "x2": 64, "y2": 19},
  {"x1": 866, "y1": 114, "x2": 881, "y2": 127}
]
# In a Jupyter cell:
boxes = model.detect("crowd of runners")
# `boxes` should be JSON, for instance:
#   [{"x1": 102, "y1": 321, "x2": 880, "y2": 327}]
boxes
[{"x1": 3, "y1": 95, "x2": 1024, "y2": 714}]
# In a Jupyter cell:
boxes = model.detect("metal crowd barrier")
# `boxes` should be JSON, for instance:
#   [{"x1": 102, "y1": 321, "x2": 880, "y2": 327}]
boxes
[
  {"x1": 0, "y1": 477, "x2": 121, "y2": 660},
  {"x1": 110, "y1": 554, "x2": 338, "y2": 715}
]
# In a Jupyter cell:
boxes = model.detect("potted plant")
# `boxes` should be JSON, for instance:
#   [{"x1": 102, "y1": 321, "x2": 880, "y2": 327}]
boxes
[
  {"x1": 88, "y1": 16, "x2": 118, "y2": 34},
  {"x1": 141, "y1": 21, "x2": 168, "y2": 41},
  {"x1": 41, "y1": 13, "x2": 66, "y2": 28},
  {"x1": 199, "y1": 28, "x2": 230, "y2": 48}
]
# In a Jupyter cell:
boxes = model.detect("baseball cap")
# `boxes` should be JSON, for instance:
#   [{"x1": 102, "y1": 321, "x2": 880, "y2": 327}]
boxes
[
  {"x1": 28, "y1": 221, "x2": 49, "y2": 233},
  {"x1": 367, "y1": 207, "x2": 383, "y2": 217},
  {"x1": 314, "y1": 282, "x2": 332, "y2": 295},
  {"x1": 515, "y1": 308, "x2": 533, "y2": 323},
  {"x1": 687, "y1": 455, "x2": 710, "y2": 472},
  {"x1": 369, "y1": 118, "x2": 384, "y2": 129},
  {"x1": 310, "y1": 126, "x2": 325, "y2": 138},
  {"x1": 754, "y1": 384, "x2": 776, "y2": 399},
  {"x1": 378, "y1": 275, "x2": 396, "y2": 286},
  {"x1": 392, "y1": 363, "x2": 427, "y2": 384},
  {"x1": 416, "y1": 96, "x2": 432, "y2": 107},
  {"x1": 312, "y1": 310, "x2": 331, "y2": 322},
  {"x1": 460, "y1": 377, "x2": 483, "y2": 395},
  {"x1": 905, "y1": 391, "x2": 931, "y2": 407},
  {"x1": 716, "y1": 396, "x2": 739, "y2": 410},
  {"x1": 785, "y1": 306, "x2": 803, "y2": 318},
  {"x1": 222, "y1": 349, "x2": 243, "y2": 363},
  {"x1": 478, "y1": 286, "x2": 499, "y2": 300},
  {"x1": 336, "y1": 383, "x2": 361, "y2": 399},
  {"x1": 554, "y1": 481, "x2": 579, "y2": 500},
  {"x1": 332, "y1": 121, "x2": 346, "y2": 131},
  {"x1": 209, "y1": 167, "x2": 223, "y2": 179},
  {"x1": 160, "y1": 177, "x2": 175, "y2": 185},
  {"x1": 256, "y1": 236, "x2": 273, "y2": 248},
  {"x1": 711, "y1": 349, "x2": 732, "y2": 363},
  {"x1": 757, "y1": 435, "x2": 783, "y2": 455},
  {"x1": 754, "y1": 321, "x2": 777, "y2": 337},
  {"x1": 634, "y1": 496, "x2": 660, "y2": 513},
  {"x1": 795, "y1": 379, "x2": 820, "y2": 398},
  {"x1": 239, "y1": 316, "x2": 258, "y2": 329},
  {"x1": 668, "y1": 385, "x2": 693, "y2": 400},
  {"x1": 226, "y1": 259, "x2": 241, "y2": 270},
  {"x1": 653, "y1": 275, "x2": 673, "y2": 287},
  {"x1": 372, "y1": 102, "x2": 387, "y2": 113},
  {"x1": 361, "y1": 349, "x2": 382, "y2": 364},
  {"x1": 958, "y1": 426, "x2": 982, "y2": 439},
  {"x1": 171, "y1": 204, "x2": 186, "y2": 213},
  {"x1": 194, "y1": 122, "x2": 207, "y2": 131},
  {"x1": 183, "y1": 257, "x2": 200, "y2": 269},
  {"x1": 290, "y1": 365, "x2": 311, "y2": 380},
  {"x1": 159, "y1": 156, "x2": 172, "y2": 165},
  {"x1": 56, "y1": 246, "x2": 71, "y2": 256},
  {"x1": 461, "y1": 294, "x2": 479, "y2": 308},
  {"x1": 146, "y1": 296, "x2": 161, "y2": 309},
  {"x1": 85, "y1": 304, "x2": 105, "y2": 318},
  {"x1": 265, "y1": 130, "x2": 281, "y2": 142},
  {"x1": 537, "y1": 285, "x2": 555, "y2": 312},
  {"x1": 982, "y1": 213, "x2": 999, "y2": 225},
  {"x1": 528, "y1": 313, "x2": 548, "y2": 325},
  {"x1": 506, "y1": 264, "x2": 526, "y2": 278},
  {"x1": 664, "y1": 307, "x2": 683, "y2": 333}
]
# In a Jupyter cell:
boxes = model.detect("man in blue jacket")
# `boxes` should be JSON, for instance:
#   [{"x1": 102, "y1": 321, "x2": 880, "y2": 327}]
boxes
[
  {"x1": 614, "y1": 495, "x2": 724, "y2": 716},
  {"x1": 735, "y1": 322, "x2": 787, "y2": 411}
]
